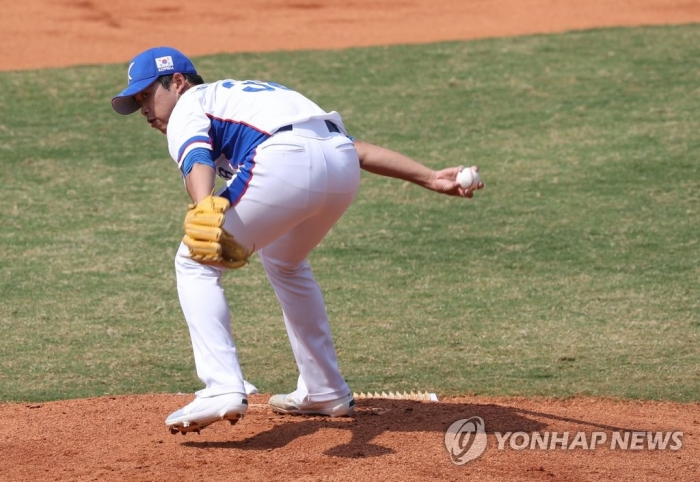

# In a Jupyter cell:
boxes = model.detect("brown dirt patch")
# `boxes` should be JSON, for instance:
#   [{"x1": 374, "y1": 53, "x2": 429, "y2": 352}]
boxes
[
  {"x1": 2, "y1": 1, "x2": 699, "y2": 480},
  {"x1": 0, "y1": 394, "x2": 698, "y2": 481},
  {"x1": 3, "y1": 0, "x2": 700, "y2": 71}
]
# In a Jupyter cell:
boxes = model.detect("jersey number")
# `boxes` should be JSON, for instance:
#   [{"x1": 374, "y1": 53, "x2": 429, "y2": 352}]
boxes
[
  {"x1": 221, "y1": 80, "x2": 290, "y2": 92},
  {"x1": 218, "y1": 167, "x2": 234, "y2": 180}
]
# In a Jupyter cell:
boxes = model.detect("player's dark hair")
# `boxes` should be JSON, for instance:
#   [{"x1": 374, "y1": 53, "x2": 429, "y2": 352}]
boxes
[{"x1": 158, "y1": 73, "x2": 205, "y2": 89}]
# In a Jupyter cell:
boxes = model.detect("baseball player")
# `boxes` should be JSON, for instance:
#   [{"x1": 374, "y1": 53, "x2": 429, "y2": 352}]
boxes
[{"x1": 111, "y1": 46, "x2": 482, "y2": 435}]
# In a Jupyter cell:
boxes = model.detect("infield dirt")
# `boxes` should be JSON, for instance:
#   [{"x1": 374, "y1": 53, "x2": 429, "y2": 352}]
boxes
[{"x1": 1, "y1": 1, "x2": 698, "y2": 481}]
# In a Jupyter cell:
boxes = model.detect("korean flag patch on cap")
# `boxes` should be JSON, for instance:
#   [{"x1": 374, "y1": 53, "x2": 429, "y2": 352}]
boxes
[{"x1": 155, "y1": 55, "x2": 174, "y2": 72}]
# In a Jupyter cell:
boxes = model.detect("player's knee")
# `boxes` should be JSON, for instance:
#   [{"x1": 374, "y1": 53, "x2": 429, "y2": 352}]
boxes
[{"x1": 260, "y1": 255, "x2": 308, "y2": 277}]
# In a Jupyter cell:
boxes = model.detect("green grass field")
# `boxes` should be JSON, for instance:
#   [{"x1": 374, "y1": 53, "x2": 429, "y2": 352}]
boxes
[{"x1": 0, "y1": 25, "x2": 698, "y2": 403}]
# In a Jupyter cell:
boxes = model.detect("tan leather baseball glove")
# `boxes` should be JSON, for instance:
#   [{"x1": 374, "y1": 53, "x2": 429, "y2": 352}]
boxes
[{"x1": 182, "y1": 195, "x2": 249, "y2": 269}]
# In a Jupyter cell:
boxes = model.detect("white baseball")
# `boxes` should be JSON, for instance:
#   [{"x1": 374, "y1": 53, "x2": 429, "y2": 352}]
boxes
[{"x1": 457, "y1": 167, "x2": 481, "y2": 190}]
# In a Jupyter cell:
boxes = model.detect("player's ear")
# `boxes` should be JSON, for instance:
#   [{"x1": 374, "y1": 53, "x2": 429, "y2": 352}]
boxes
[{"x1": 173, "y1": 73, "x2": 188, "y2": 94}]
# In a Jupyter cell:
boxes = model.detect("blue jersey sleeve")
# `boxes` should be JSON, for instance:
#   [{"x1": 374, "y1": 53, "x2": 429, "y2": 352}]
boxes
[{"x1": 181, "y1": 147, "x2": 215, "y2": 177}]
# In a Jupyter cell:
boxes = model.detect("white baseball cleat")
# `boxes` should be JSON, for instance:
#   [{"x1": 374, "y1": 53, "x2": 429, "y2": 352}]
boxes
[
  {"x1": 166, "y1": 392, "x2": 248, "y2": 435},
  {"x1": 269, "y1": 392, "x2": 355, "y2": 417}
]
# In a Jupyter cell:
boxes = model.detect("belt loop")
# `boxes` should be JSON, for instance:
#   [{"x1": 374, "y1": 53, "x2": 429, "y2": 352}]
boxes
[{"x1": 324, "y1": 120, "x2": 340, "y2": 133}]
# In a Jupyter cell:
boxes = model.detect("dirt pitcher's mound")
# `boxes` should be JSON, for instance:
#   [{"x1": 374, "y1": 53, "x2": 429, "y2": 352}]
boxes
[
  {"x1": 0, "y1": 394, "x2": 697, "y2": 481},
  {"x1": 2, "y1": 1, "x2": 700, "y2": 481}
]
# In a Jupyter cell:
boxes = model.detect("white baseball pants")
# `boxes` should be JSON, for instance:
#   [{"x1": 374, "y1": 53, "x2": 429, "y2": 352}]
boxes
[{"x1": 175, "y1": 119, "x2": 360, "y2": 401}]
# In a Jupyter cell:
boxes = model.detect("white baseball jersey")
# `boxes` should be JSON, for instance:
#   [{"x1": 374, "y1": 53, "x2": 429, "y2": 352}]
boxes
[
  {"x1": 166, "y1": 79, "x2": 347, "y2": 203},
  {"x1": 171, "y1": 82, "x2": 361, "y2": 403}
]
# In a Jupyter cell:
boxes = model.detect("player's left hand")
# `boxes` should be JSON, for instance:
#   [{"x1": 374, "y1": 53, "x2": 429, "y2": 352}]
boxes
[
  {"x1": 182, "y1": 195, "x2": 250, "y2": 269},
  {"x1": 430, "y1": 166, "x2": 484, "y2": 198}
]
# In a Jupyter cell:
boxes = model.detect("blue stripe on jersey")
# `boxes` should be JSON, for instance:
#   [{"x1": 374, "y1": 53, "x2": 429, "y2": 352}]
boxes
[
  {"x1": 222, "y1": 147, "x2": 258, "y2": 205},
  {"x1": 206, "y1": 115, "x2": 270, "y2": 163},
  {"x1": 178, "y1": 135, "x2": 212, "y2": 163},
  {"x1": 206, "y1": 115, "x2": 272, "y2": 204}
]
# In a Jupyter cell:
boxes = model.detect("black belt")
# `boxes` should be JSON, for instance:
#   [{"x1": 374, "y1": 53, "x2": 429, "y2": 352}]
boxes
[{"x1": 277, "y1": 120, "x2": 340, "y2": 134}]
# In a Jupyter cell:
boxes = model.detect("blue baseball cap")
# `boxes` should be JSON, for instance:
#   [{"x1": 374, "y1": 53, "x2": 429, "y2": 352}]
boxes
[{"x1": 111, "y1": 46, "x2": 198, "y2": 115}]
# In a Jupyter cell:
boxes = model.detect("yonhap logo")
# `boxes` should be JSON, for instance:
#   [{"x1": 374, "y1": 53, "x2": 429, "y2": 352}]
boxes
[
  {"x1": 444, "y1": 416, "x2": 487, "y2": 465},
  {"x1": 444, "y1": 415, "x2": 684, "y2": 466}
]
